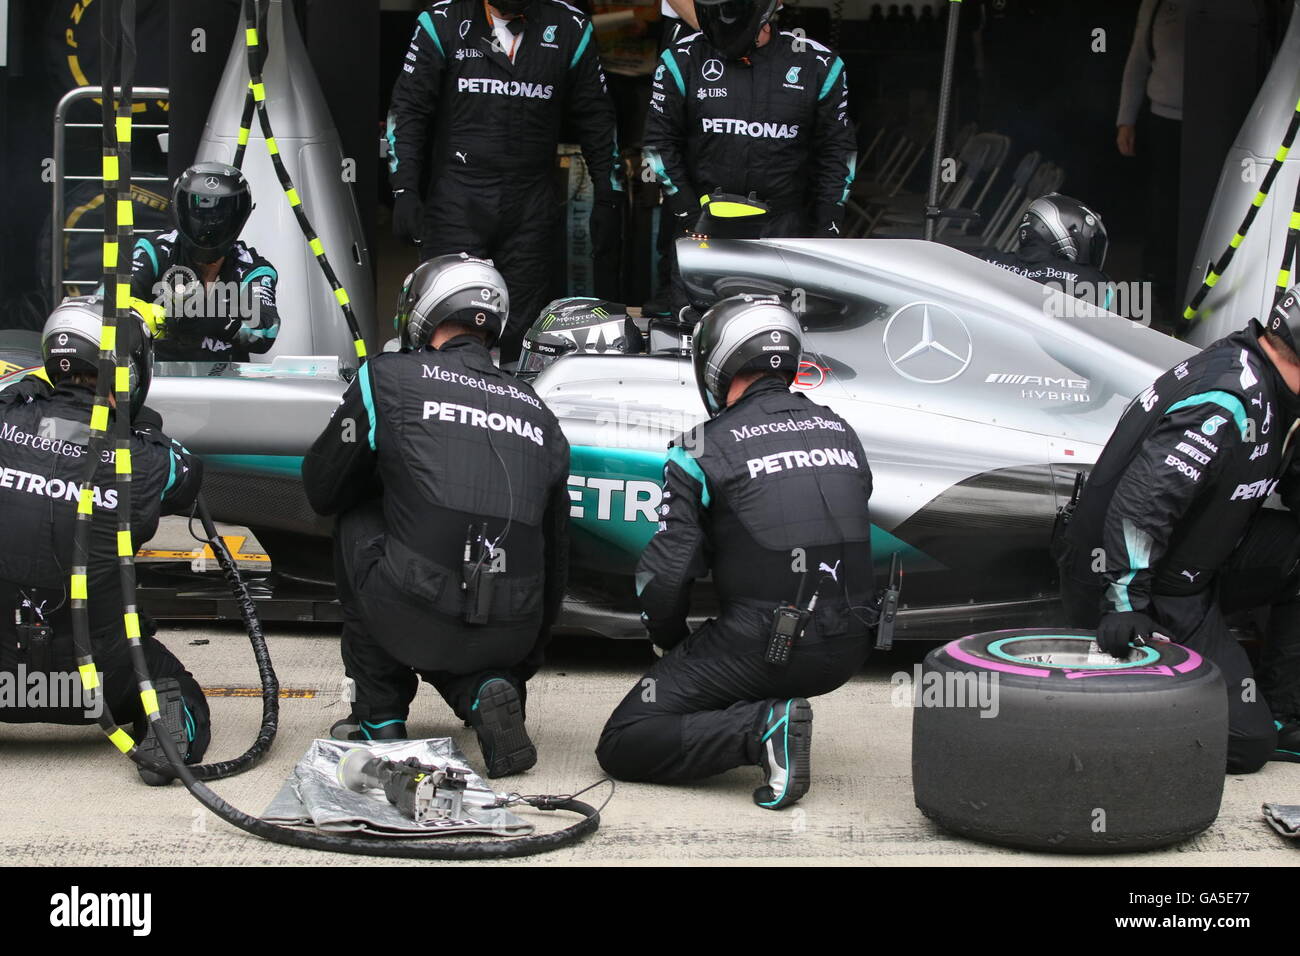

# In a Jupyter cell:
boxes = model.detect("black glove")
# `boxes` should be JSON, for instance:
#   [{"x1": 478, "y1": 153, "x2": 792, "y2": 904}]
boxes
[
  {"x1": 589, "y1": 198, "x2": 623, "y2": 259},
  {"x1": 642, "y1": 610, "x2": 689, "y2": 652},
  {"x1": 392, "y1": 190, "x2": 424, "y2": 246},
  {"x1": 1095, "y1": 610, "x2": 1162, "y2": 658},
  {"x1": 198, "y1": 311, "x2": 241, "y2": 342}
]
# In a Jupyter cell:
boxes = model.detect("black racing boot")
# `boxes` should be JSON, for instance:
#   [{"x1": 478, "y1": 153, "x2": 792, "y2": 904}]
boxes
[
  {"x1": 468, "y1": 678, "x2": 536, "y2": 778},
  {"x1": 753, "y1": 698, "x2": 813, "y2": 810},
  {"x1": 1273, "y1": 719, "x2": 1300, "y2": 763},
  {"x1": 329, "y1": 716, "x2": 409, "y2": 742},
  {"x1": 136, "y1": 678, "x2": 192, "y2": 787}
]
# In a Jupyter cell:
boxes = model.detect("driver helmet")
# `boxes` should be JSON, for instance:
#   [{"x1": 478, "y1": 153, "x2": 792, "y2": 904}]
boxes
[{"x1": 1017, "y1": 193, "x2": 1109, "y2": 269}]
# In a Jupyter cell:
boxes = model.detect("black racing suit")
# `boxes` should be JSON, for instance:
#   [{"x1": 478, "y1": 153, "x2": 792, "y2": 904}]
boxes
[
  {"x1": 596, "y1": 377, "x2": 874, "y2": 782},
  {"x1": 1057, "y1": 320, "x2": 1300, "y2": 773},
  {"x1": 302, "y1": 337, "x2": 571, "y2": 724},
  {"x1": 978, "y1": 237, "x2": 1116, "y2": 311},
  {"x1": 645, "y1": 28, "x2": 857, "y2": 310},
  {"x1": 0, "y1": 377, "x2": 209, "y2": 760},
  {"x1": 645, "y1": 28, "x2": 856, "y2": 232},
  {"x1": 387, "y1": 0, "x2": 622, "y2": 361},
  {"x1": 130, "y1": 230, "x2": 281, "y2": 362}
]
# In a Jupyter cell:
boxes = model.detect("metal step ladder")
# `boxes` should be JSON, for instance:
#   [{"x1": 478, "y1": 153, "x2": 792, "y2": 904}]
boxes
[{"x1": 50, "y1": 85, "x2": 171, "y2": 298}]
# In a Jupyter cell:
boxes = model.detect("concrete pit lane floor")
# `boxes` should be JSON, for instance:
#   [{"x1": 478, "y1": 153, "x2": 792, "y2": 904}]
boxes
[{"x1": 2, "y1": 524, "x2": 1298, "y2": 866}]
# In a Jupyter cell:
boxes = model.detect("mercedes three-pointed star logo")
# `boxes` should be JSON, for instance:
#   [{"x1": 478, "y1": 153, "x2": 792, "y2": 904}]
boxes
[
  {"x1": 882, "y1": 301, "x2": 972, "y2": 384},
  {"x1": 702, "y1": 59, "x2": 724, "y2": 82}
]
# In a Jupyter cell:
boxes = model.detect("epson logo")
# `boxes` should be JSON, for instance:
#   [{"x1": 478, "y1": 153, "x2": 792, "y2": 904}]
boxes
[
  {"x1": 701, "y1": 118, "x2": 800, "y2": 138},
  {"x1": 1164, "y1": 454, "x2": 1201, "y2": 483}
]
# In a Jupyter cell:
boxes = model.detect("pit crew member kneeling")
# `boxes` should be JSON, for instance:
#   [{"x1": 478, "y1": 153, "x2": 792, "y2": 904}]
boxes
[
  {"x1": 1057, "y1": 289, "x2": 1300, "y2": 772},
  {"x1": 596, "y1": 295, "x2": 876, "y2": 808},
  {"x1": 0, "y1": 298, "x2": 208, "y2": 785},
  {"x1": 303, "y1": 255, "x2": 570, "y2": 778}
]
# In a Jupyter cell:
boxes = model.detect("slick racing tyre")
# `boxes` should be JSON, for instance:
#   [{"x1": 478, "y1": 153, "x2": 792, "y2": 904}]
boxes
[{"x1": 911, "y1": 628, "x2": 1227, "y2": 852}]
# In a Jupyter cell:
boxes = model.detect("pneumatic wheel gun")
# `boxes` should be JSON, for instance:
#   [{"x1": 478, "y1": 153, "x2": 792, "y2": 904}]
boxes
[{"x1": 337, "y1": 750, "x2": 471, "y2": 823}]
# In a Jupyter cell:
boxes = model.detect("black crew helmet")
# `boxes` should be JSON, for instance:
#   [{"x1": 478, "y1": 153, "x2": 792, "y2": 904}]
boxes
[
  {"x1": 395, "y1": 253, "x2": 509, "y2": 349},
  {"x1": 173, "y1": 162, "x2": 253, "y2": 265},
  {"x1": 696, "y1": 0, "x2": 780, "y2": 60},
  {"x1": 42, "y1": 296, "x2": 154, "y2": 418},
  {"x1": 1017, "y1": 193, "x2": 1109, "y2": 269},
  {"x1": 691, "y1": 293, "x2": 802, "y2": 416},
  {"x1": 1266, "y1": 285, "x2": 1300, "y2": 351}
]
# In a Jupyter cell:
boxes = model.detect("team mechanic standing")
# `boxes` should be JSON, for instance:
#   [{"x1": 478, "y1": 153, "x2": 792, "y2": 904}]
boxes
[
  {"x1": 0, "y1": 299, "x2": 207, "y2": 786},
  {"x1": 303, "y1": 255, "x2": 570, "y2": 777},
  {"x1": 596, "y1": 295, "x2": 876, "y2": 808},
  {"x1": 1057, "y1": 289, "x2": 1300, "y2": 772},
  {"x1": 387, "y1": 0, "x2": 624, "y2": 364},
  {"x1": 130, "y1": 163, "x2": 282, "y2": 363},
  {"x1": 644, "y1": 0, "x2": 857, "y2": 309}
]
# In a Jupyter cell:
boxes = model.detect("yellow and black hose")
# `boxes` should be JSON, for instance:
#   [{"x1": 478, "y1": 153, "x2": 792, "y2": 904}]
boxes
[
  {"x1": 1183, "y1": 95, "x2": 1300, "y2": 325},
  {"x1": 69, "y1": 0, "x2": 149, "y2": 764},
  {"x1": 71, "y1": 0, "x2": 278, "y2": 783},
  {"x1": 1272, "y1": 172, "x2": 1300, "y2": 309},
  {"x1": 232, "y1": 0, "x2": 368, "y2": 365}
]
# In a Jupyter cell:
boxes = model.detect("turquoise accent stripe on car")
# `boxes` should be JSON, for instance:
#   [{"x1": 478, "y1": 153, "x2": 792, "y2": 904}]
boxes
[
  {"x1": 203, "y1": 454, "x2": 306, "y2": 478},
  {"x1": 819, "y1": 56, "x2": 844, "y2": 100},
  {"x1": 358, "y1": 362, "x2": 377, "y2": 450},
  {"x1": 570, "y1": 22, "x2": 593, "y2": 69},
  {"x1": 1165, "y1": 390, "x2": 1250, "y2": 441},
  {"x1": 660, "y1": 48, "x2": 685, "y2": 95},
  {"x1": 418, "y1": 11, "x2": 443, "y2": 56},
  {"x1": 667, "y1": 445, "x2": 710, "y2": 508},
  {"x1": 133, "y1": 237, "x2": 159, "y2": 276}
]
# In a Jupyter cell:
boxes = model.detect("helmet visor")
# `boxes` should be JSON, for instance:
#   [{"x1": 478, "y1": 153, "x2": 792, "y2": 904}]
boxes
[{"x1": 177, "y1": 192, "x2": 249, "y2": 256}]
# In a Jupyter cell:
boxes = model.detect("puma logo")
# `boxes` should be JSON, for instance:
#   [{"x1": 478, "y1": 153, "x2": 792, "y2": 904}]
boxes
[
  {"x1": 819, "y1": 560, "x2": 840, "y2": 581},
  {"x1": 1181, "y1": 569, "x2": 1199, "y2": 582}
]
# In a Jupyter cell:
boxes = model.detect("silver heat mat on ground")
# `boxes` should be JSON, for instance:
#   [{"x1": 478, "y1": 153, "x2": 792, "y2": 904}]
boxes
[{"x1": 261, "y1": 738, "x2": 531, "y2": 837}]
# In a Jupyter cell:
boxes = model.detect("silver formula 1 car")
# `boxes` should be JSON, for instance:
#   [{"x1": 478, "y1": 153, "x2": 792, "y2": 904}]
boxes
[{"x1": 2, "y1": 237, "x2": 1194, "y2": 638}]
